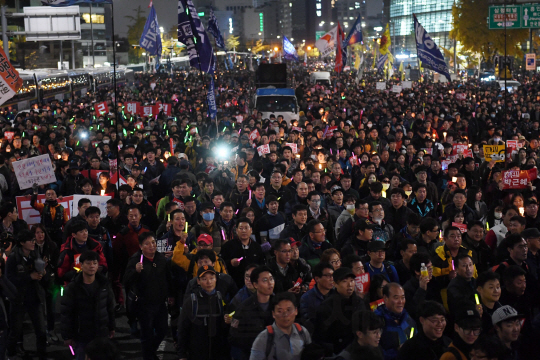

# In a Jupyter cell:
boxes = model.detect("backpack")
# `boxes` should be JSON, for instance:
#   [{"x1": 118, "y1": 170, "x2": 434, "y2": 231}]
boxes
[
  {"x1": 190, "y1": 290, "x2": 224, "y2": 325},
  {"x1": 265, "y1": 323, "x2": 307, "y2": 359}
]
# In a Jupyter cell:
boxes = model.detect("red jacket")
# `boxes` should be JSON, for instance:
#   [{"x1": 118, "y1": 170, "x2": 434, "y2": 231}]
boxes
[
  {"x1": 57, "y1": 236, "x2": 108, "y2": 283},
  {"x1": 113, "y1": 224, "x2": 150, "y2": 271}
]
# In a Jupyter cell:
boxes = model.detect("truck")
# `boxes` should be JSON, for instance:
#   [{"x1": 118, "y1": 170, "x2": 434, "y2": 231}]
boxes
[
  {"x1": 309, "y1": 71, "x2": 331, "y2": 85},
  {"x1": 253, "y1": 87, "x2": 299, "y2": 124}
]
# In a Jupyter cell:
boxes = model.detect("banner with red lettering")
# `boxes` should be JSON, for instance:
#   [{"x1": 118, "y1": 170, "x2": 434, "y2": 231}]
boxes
[
  {"x1": 249, "y1": 129, "x2": 259, "y2": 141},
  {"x1": 257, "y1": 144, "x2": 270, "y2": 156},
  {"x1": 452, "y1": 222, "x2": 468, "y2": 233},
  {"x1": 139, "y1": 105, "x2": 154, "y2": 117},
  {"x1": 3, "y1": 131, "x2": 14, "y2": 141},
  {"x1": 155, "y1": 102, "x2": 172, "y2": 116},
  {"x1": 501, "y1": 170, "x2": 530, "y2": 189}
]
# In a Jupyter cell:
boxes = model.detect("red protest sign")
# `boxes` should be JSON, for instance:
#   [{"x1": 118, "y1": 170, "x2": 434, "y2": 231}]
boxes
[
  {"x1": 108, "y1": 158, "x2": 117, "y2": 173},
  {"x1": 156, "y1": 102, "x2": 172, "y2": 116},
  {"x1": 455, "y1": 93, "x2": 466, "y2": 101},
  {"x1": 249, "y1": 129, "x2": 259, "y2": 141},
  {"x1": 528, "y1": 167, "x2": 538, "y2": 181},
  {"x1": 134, "y1": 121, "x2": 144, "y2": 130},
  {"x1": 452, "y1": 223, "x2": 468, "y2": 233},
  {"x1": 291, "y1": 126, "x2": 303, "y2": 132},
  {"x1": 3, "y1": 131, "x2": 14, "y2": 141},
  {"x1": 169, "y1": 138, "x2": 174, "y2": 154},
  {"x1": 452, "y1": 144, "x2": 468, "y2": 155},
  {"x1": 285, "y1": 143, "x2": 298, "y2": 153},
  {"x1": 139, "y1": 105, "x2": 154, "y2": 117},
  {"x1": 355, "y1": 273, "x2": 370, "y2": 295},
  {"x1": 502, "y1": 170, "x2": 529, "y2": 190},
  {"x1": 95, "y1": 101, "x2": 108, "y2": 115},
  {"x1": 421, "y1": 148, "x2": 433, "y2": 155},
  {"x1": 125, "y1": 101, "x2": 140, "y2": 115},
  {"x1": 349, "y1": 155, "x2": 359, "y2": 166},
  {"x1": 506, "y1": 140, "x2": 521, "y2": 161}
]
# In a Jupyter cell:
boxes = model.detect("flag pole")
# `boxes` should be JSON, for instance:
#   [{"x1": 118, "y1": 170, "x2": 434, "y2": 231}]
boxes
[{"x1": 111, "y1": 1, "x2": 120, "y2": 191}]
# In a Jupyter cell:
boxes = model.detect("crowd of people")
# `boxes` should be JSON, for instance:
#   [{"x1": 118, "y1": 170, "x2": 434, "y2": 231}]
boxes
[{"x1": 0, "y1": 63, "x2": 537, "y2": 360}]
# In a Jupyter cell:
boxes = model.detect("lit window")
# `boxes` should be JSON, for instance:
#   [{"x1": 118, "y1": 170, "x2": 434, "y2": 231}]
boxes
[
  {"x1": 81, "y1": 13, "x2": 105, "y2": 24},
  {"x1": 316, "y1": 10, "x2": 322, "y2": 16}
]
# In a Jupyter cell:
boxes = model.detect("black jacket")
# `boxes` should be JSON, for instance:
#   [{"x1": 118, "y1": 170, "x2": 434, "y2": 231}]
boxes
[
  {"x1": 123, "y1": 250, "x2": 172, "y2": 306},
  {"x1": 6, "y1": 246, "x2": 44, "y2": 305},
  {"x1": 183, "y1": 272, "x2": 238, "y2": 305},
  {"x1": 397, "y1": 331, "x2": 451, "y2": 360},
  {"x1": 60, "y1": 272, "x2": 115, "y2": 342},
  {"x1": 220, "y1": 238, "x2": 265, "y2": 289},
  {"x1": 177, "y1": 287, "x2": 229, "y2": 360},
  {"x1": 447, "y1": 276, "x2": 477, "y2": 315},
  {"x1": 267, "y1": 258, "x2": 299, "y2": 293},
  {"x1": 228, "y1": 293, "x2": 274, "y2": 356},
  {"x1": 313, "y1": 293, "x2": 368, "y2": 355}
]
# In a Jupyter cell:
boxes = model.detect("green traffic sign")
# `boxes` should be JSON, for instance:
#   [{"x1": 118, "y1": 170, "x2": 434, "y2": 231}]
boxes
[
  {"x1": 315, "y1": 31, "x2": 326, "y2": 41},
  {"x1": 521, "y1": 5, "x2": 540, "y2": 28},
  {"x1": 489, "y1": 5, "x2": 522, "y2": 29}
]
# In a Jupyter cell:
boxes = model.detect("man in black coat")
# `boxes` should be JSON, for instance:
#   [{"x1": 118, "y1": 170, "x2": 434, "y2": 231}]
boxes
[{"x1": 60, "y1": 251, "x2": 115, "y2": 358}]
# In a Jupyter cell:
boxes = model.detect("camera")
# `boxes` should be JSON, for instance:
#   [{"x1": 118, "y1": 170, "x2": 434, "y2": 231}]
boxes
[{"x1": 0, "y1": 232, "x2": 14, "y2": 253}]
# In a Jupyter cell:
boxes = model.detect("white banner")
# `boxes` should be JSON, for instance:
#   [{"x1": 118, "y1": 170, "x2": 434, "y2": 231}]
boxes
[
  {"x1": 72, "y1": 195, "x2": 111, "y2": 219},
  {"x1": 376, "y1": 82, "x2": 386, "y2": 90},
  {"x1": 392, "y1": 85, "x2": 402, "y2": 93},
  {"x1": 402, "y1": 81, "x2": 412, "y2": 89},
  {"x1": 13, "y1": 154, "x2": 57, "y2": 190},
  {"x1": 315, "y1": 26, "x2": 338, "y2": 57}
]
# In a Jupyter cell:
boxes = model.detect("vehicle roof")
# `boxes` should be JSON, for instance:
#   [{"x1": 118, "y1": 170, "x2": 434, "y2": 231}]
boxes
[{"x1": 256, "y1": 88, "x2": 295, "y2": 96}]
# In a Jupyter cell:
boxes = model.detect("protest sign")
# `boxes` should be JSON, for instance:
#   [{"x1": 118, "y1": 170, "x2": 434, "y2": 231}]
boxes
[
  {"x1": 501, "y1": 169, "x2": 533, "y2": 190},
  {"x1": 402, "y1": 81, "x2": 412, "y2": 89},
  {"x1": 125, "y1": 101, "x2": 140, "y2": 115},
  {"x1": 3, "y1": 131, "x2": 14, "y2": 141},
  {"x1": 291, "y1": 126, "x2": 303, "y2": 132},
  {"x1": 355, "y1": 273, "x2": 370, "y2": 295},
  {"x1": 452, "y1": 144, "x2": 468, "y2": 155},
  {"x1": 421, "y1": 148, "x2": 433, "y2": 155},
  {"x1": 285, "y1": 143, "x2": 298, "y2": 153},
  {"x1": 13, "y1": 154, "x2": 57, "y2": 190},
  {"x1": 452, "y1": 222, "x2": 468, "y2": 233},
  {"x1": 506, "y1": 140, "x2": 521, "y2": 161},
  {"x1": 155, "y1": 102, "x2": 172, "y2": 116},
  {"x1": 483, "y1": 144, "x2": 505, "y2": 162},
  {"x1": 72, "y1": 195, "x2": 111, "y2": 218},
  {"x1": 139, "y1": 105, "x2": 154, "y2": 117},
  {"x1": 392, "y1": 85, "x2": 402, "y2": 93},
  {"x1": 249, "y1": 129, "x2": 259, "y2": 141},
  {"x1": 376, "y1": 82, "x2": 386, "y2": 90},
  {"x1": 455, "y1": 93, "x2": 466, "y2": 101},
  {"x1": 257, "y1": 144, "x2": 270, "y2": 156},
  {"x1": 349, "y1": 155, "x2": 359, "y2": 166},
  {"x1": 95, "y1": 101, "x2": 108, "y2": 115}
]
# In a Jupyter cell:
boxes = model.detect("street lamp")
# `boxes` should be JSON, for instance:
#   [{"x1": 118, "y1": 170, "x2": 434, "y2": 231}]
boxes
[{"x1": 274, "y1": 46, "x2": 278, "y2": 52}]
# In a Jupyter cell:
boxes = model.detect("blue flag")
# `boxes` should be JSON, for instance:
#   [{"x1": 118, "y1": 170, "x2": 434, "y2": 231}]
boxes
[
  {"x1": 140, "y1": 5, "x2": 162, "y2": 57},
  {"x1": 377, "y1": 54, "x2": 388, "y2": 72},
  {"x1": 41, "y1": 0, "x2": 110, "y2": 5},
  {"x1": 207, "y1": 78, "x2": 217, "y2": 119},
  {"x1": 178, "y1": 0, "x2": 215, "y2": 74},
  {"x1": 343, "y1": 15, "x2": 363, "y2": 47},
  {"x1": 227, "y1": 53, "x2": 234, "y2": 69},
  {"x1": 414, "y1": 14, "x2": 451, "y2": 81},
  {"x1": 282, "y1": 36, "x2": 298, "y2": 61},
  {"x1": 208, "y1": 7, "x2": 225, "y2": 50}
]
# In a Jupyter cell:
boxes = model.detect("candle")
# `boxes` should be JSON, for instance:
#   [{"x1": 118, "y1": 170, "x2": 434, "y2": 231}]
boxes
[
  {"x1": 318, "y1": 164, "x2": 322, "y2": 169},
  {"x1": 140, "y1": 254, "x2": 143, "y2": 263},
  {"x1": 519, "y1": 207, "x2": 525, "y2": 216},
  {"x1": 443, "y1": 132, "x2": 447, "y2": 142}
]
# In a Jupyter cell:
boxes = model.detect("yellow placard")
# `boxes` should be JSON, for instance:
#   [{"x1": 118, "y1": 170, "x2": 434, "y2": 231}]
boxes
[{"x1": 483, "y1": 145, "x2": 505, "y2": 162}]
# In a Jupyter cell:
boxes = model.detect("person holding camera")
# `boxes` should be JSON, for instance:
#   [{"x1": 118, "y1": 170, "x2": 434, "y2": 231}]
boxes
[{"x1": 5, "y1": 229, "x2": 48, "y2": 360}]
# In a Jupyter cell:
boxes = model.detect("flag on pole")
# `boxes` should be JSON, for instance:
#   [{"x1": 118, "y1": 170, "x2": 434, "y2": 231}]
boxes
[
  {"x1": 140, "y1": 4, "x2": 162, "y2": 69},
  {"x1": 343, "y1": 15, "x2": 363, "y2": 47},
  {"x1": 178, "y1": 0, "x2": 215, "y2": 74},
  {"x1": 334, "y1": 23, "x2": 345, "y2": 73},
  {"x1": 208, "y1": 7, "x2": 225, "y2": 50},
  {"x1": 41, "y1": 0, "x2": 110, "y2": 5},
  {"x1": 379, "y1": 24, "x2": 391, "y2": 55},
  {"x1": 315, "y1": 26, "x2": 338, "y2": 57},
  {"x1": 0, "y1": 49, "x2": 23, "y2": 106},
  {"x1": 377, "y1": 54, "x2": 388, "y2": 72},
  {"x1": 283, "y1": 36, "x2": 299, "y2": 61},
  {"x1": 399, "y1": 61, "x2": 404, "y2": 80},
  {"x1": 414, "y1": 14, "x2": 451, "y2": 81},
  {"x1": 207, "y1": 78, "x2": 217, "y2": 119}
]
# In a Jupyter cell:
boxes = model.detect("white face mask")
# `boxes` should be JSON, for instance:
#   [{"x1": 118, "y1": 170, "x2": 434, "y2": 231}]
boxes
[
  {"x1": 372, "y1": 216, "x2": 383, "y2": 225},
  {"x1": 346, "y1": 204, "x2": 355, "y2": 214},
  {"x1": 405, "y1": 190, "x2": 413, "y2": 197},
  {"x1": 382, "y1": 183, "x2": 390, "y2": 191},
  {"x1": 494, "y1": 212, "x2": 503, "y2": 219}
]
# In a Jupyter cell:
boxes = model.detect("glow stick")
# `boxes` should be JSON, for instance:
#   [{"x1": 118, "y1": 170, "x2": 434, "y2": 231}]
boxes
[
  {"x1": 140, "y1": 254, "x2": 143, "y2": 263},
  {"x1": 69, "y1": 345, "x2": 75, "y2": 356},
  {"x1": 185, "y1": 222, "x2": 188, "y2": 233},
  {"x1": 452, "y1": 260, "x2": 455, "y2": 270},
  {"x1": 221, "y1": 230, "x2": 226, "y2": 240},
  {"x1": 249, "y1": 190, "x2": 252, "y2": 200},
  {"x1": 475, "y1": 294, "x2": 480, "y2": 305},
  {"x1": 238, "y1": 257, "x2": 243, "y2": 262}
]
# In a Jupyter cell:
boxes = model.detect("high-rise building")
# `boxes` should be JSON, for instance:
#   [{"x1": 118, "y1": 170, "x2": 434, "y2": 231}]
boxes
[{"x1": 390, "y1": 0, "x2": 453, "y2": 57}]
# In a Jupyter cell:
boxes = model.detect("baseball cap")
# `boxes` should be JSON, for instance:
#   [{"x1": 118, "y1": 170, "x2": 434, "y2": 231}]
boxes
[
  {"x1": 332, "y1": 267, "x2": 355, "y2": 282},
  {"x1": 356, "y1": 219, "x2": 377, "y2": 231},
  {"x1": 367, "y1": 241, "x2": 386, "y2": 252},
  {"x1": 454, "y1": 304, "x2": 482, "y2": 328},
  {"x1": 492, "y1": 305, "x2": 523, "y2": 326},
  {"x1": 197, "y1": 265, "x2": 216, "y2": 278},
  {"x1": 197, "y1": 234, "x2": 214, "y2": 245},
  {"x1": 521, "y1": 228, "x2": 540, "y2": 239},
  {"x1": 287, "y1": 237, "x2": 301, "y2": 248},
  {"x1": 132, "y1": 164, "x2": 142, "y2": 170}
]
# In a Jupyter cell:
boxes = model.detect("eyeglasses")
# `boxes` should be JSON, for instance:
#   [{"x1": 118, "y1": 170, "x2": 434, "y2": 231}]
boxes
[
  {"x1": 330, "y1": 259, "x2": 342, "y2": 265},
  {"x1": 321, "y1": 273, "x2": 334, "y2": 278},
  {"x1": 259, "y1": 277, "x2": 275, "y2": 283},
  {"x1": 461, "y1": 328, "x2": 481, "y2": 336}
]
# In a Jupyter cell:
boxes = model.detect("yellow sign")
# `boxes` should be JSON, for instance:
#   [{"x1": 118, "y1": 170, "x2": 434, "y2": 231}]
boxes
[{"x1": 483, "y1": 145, "x2": 505, "y2": 162}]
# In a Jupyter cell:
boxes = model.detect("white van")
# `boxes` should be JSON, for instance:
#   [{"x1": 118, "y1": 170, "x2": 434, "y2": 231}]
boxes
[
  {"x1": 310, "y1": 71, "x2": 331, "y2": 86},
  {"x1": 254, "y1": 88, "x2": 299, "y2": 124}
]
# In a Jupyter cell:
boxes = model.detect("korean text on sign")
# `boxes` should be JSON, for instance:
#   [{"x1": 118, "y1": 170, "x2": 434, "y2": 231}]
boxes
[
  {"x1": 13, "y1": 154, "x2": 57, "y2": 190},
  {"x1": 502, "y1": 170, "x2": 529, "y2": 189},
  {"x1": 0, "y1": 47, "x2": 23, "y2": 106}
]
